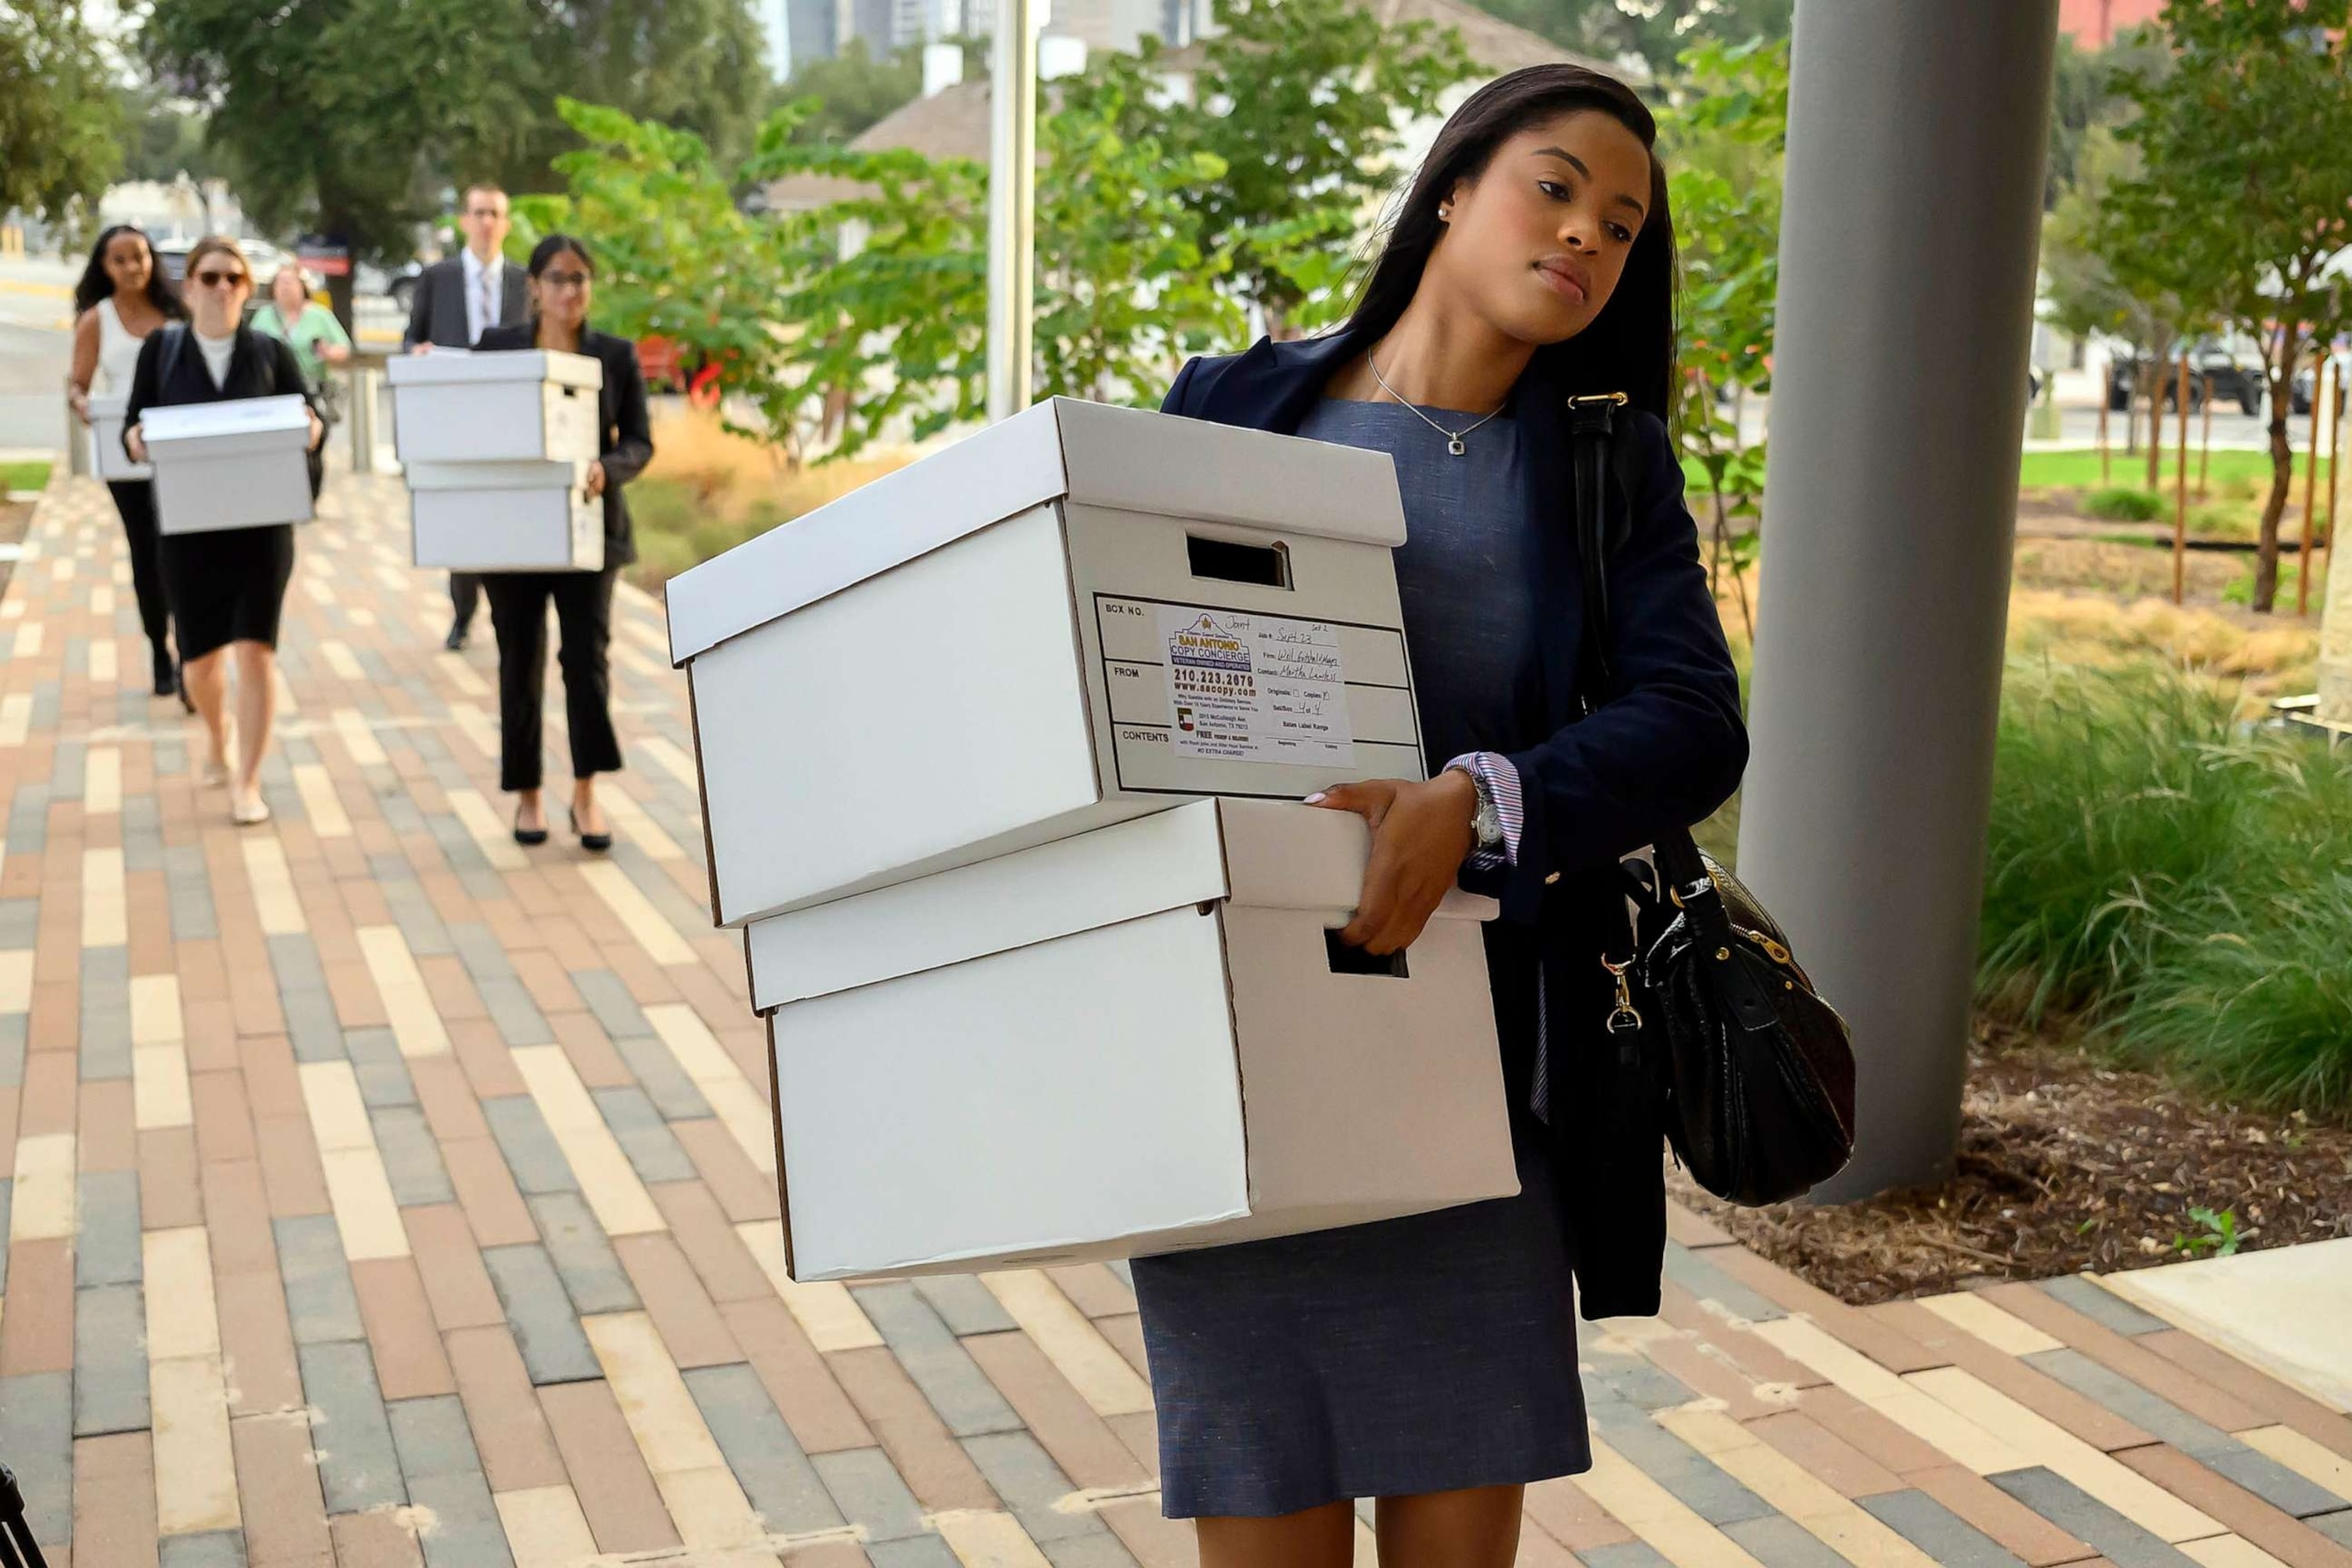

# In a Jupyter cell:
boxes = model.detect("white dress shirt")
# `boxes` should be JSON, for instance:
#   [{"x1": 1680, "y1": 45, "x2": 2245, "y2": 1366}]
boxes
[{"x1": 460, "y1": 249, "x2": 506, "y2": 346}]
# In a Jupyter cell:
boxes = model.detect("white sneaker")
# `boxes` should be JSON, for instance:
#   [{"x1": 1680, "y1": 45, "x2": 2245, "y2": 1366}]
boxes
[{"x1": 231, "y1": 792, "x2": 271, "y2": 826}]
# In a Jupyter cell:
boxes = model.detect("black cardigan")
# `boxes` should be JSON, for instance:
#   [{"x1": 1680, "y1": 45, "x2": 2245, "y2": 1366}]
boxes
[
  {"x1": 473, "y1": 323, "x2": 655, "y2": 569},
  {"x1": 122, "y1": 326, "x2": 322, "y2": 459}
]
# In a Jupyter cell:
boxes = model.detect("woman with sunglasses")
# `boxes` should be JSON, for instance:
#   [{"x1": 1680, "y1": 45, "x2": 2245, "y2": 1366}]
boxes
[
  {"x1": 473, "y1": 234, "x2": 653, "y2": 853},
  {"x1": 122, "y1": 236, "x2": 327, "y2": 827},
  {"x1": 66, "y1": 224, "x2": 188, "y2": 704},
  {"x1": 1136, "y1": 66, "x2": 1746, "y2": 1566}
]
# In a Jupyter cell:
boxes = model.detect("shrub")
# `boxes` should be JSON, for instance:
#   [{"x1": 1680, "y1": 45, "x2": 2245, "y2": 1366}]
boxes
[{"x1": 2082, "y1": 486, "x2": 2164, "y2": 522}]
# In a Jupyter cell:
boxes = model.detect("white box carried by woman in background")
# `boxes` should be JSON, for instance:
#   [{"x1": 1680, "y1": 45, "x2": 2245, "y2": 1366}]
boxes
[
  {"x1": 387, "y1": 348, "x2": 602, "y2": 465},
  {"x1": 143, "y1": 395, "x2": 314, "y2": 534},
  {"x1": 85, "y1": 394, "x2": 151, "y2": 481},
  {"x1": 668, "y1": 397, "x2": 1424, "y2": 926},
  {"x1": 406, "y1": 459, "x2": 603, "y2": 573},
  {"x1": 747, "y1": 799, "x2": 1514, "y2": 1282}
]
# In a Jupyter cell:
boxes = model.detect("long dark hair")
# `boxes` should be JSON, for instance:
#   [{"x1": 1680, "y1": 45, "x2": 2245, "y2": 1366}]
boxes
[
  {"x1": 525, "y1": 233, "x2": 593, "y2": 279},
  {"x1": 1339, "y1": 65, "x2": 1677, "y2": 421},
  {"x1": 74, "y1": 225, "x2": 186, "y2": 320}
]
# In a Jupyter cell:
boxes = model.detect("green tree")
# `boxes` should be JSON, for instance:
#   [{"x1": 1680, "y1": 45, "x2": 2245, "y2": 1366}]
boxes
[
  {"x1": 2102, "y1": 0, "x2": 2352, "y2": 612},
  {"x1": 115, "y1": 83, "x2": 223, "y2": 187},
  {"x1": 776, "y1": 38, "x2": 923, "y2": 147},
  {"x1": 2042, "y1": 28, "x2": 2164, "y2": 211},
  {"x1": 1658, "y1": 33, "x2": 1785, "y2": 635},
  {"x1": 1472, "y1": 0, "x2": 1792, "y2": 79},
  {"x1": 1109, "y1": 0, "x2": 1478, "y2": 335},
  {"x1": 143, "y1": 0, "x2": 769, "y2": 262},
  {"x1": 0, "y1": 0, "x2": 123, "y2": 237}
]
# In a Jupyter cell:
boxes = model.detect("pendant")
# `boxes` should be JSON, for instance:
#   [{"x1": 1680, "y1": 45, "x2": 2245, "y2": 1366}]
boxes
[{"x1": 1447, "y1": 435, "x2": 1465, "y2": 456}]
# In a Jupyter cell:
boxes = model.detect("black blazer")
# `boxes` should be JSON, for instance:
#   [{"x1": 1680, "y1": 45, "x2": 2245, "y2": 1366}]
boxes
[
  {"x1": 402, "y1": 256, "x2": 531, "y2": 350},
  {"x1": 475, "y1": 322, "x2": 654, "y2": 568},
  {"x1": 122, "y1": 326, "x2": 324, "y2": 483},
  {"x1": 1165, "y1": 332, "x2": 1748, "y2": 1319}
]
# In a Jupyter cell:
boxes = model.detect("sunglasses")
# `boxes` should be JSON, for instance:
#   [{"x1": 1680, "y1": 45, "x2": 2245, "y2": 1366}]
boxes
[{"x1": 191, "y1": 270, "x2": 248, "y2": 289}]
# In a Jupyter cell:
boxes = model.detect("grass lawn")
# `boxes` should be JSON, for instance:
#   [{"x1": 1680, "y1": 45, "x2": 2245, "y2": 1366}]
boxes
[
  {"x1": 1, "y1": 461, "x2": 52, "y2": 494},
  {"x1": 2017, "y1": 446, "x2": 2319, "y2": 492}
]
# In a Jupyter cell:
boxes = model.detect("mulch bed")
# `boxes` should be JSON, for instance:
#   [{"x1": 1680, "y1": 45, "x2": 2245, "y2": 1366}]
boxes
[{"x1": 1669, "y1": 1018, "x2": 2352, "y2": 1306}]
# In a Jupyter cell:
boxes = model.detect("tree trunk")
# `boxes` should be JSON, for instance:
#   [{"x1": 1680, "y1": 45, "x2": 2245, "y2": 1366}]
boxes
[
  {"x1": 2257, "y1": 354, "x2": 2298, "y2": 614},
  {"x1": 2146, "y1": 361, "x2": 2165, "y2": 493}
]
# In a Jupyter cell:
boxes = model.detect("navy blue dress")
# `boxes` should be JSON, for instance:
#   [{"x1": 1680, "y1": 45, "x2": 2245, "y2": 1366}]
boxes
[{"x1": 1129, "y1": 398, "x2": 1589, "y2": 1520}]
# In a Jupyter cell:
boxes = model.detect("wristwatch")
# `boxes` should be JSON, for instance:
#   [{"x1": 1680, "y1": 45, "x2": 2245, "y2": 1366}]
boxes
[{"x1": 1449, "y1": 763, "x2": 1505, "y2": 853}]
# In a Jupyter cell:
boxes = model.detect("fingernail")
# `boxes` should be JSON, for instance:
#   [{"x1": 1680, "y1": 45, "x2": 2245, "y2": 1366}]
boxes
[{"x1": 1303, "y1": 792, "x2": 1325, "y2": 804}]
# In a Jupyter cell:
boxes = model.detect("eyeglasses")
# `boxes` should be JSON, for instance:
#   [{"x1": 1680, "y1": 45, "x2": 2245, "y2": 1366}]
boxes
[
  {"x1": 539, "y1": 271, "x2": 591, "y2": 290},
  {"x1": 191, "y1": 270, "x2": 247, "y2": 289}
]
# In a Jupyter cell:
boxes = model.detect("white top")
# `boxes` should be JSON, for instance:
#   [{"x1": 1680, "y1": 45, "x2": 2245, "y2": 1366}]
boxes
[
  {"x1": 194, "y1": 328, "x2": 236, "y2": 389},
  {"x1": 460, "y1": 249, "x2": 507, "y2": 345},
  {"x1": 94, "y1": 297, "x2": 145, "y2": 395}
]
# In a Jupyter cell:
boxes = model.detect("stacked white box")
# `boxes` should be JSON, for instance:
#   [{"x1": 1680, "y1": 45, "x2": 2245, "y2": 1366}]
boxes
[
  {"x1": 389, "y1": 350, "x2": 604, "y2": 571},
  {"x1": 86, "y1": 394, "x2": 152, "y2": 481},
  {"x1": 144, "y1": 396, "x2": 314, "y2": 534},
  {"x1": 751, "y1": 799, "x2": 1516, "y2": 1281},
  {"x1": 667, "y1": 396, "x2": 1428, "y2": 926},
  {"x1": 676, "y1": 396, "x2": 1514, "y2": 1282}
]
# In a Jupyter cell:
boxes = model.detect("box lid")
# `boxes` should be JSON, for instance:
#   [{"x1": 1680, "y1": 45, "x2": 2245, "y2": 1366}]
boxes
[
  {"x1": 745, "y1": 797, "x2": 1495, "y2": 1012},
  {"x1": 386, "y1": 348, "x2": 603, "y2": 390},
  {"x1": 142, "y1": 394, "x2": 311, "y2": 446},
  {"x1": 403, "y1": 459, "x2": 586, "y2": 492},
  {"x1": 665, "y1": 397, "x2": 1409, "y2": 665}
]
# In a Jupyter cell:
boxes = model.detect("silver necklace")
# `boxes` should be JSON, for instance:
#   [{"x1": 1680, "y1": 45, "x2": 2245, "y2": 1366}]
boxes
[{"x1": 1367, "y1": 351, "x2": 1507, "y2": 456}]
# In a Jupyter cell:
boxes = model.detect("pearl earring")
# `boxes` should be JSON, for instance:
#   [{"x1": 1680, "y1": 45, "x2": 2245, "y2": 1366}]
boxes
[{"x1": 1439, "y1": 205, "x2": 1451, "y2": 221}]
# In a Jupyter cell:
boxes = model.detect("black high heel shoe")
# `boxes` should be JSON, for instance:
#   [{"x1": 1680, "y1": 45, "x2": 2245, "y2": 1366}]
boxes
[
  {"x1": 569, "y1": 805, "x2": 612, "y2": 853},
  {"x1": 513, "y1": 807, "x2": 548, "y2": 847}
]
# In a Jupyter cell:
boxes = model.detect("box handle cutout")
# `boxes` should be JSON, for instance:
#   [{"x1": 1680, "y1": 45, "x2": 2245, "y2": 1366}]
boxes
[
  {"x1": 1187, "y1": 534, "x2": 1291, "y2": 590},
  {"x1": 1325, "y1": 929, "x2": 1407, "y2": 978}
]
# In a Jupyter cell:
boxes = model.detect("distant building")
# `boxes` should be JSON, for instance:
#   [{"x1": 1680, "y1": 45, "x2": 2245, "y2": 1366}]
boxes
[{"x1": 2056, "y1": 0, "x2": 2163, "y2": 49}]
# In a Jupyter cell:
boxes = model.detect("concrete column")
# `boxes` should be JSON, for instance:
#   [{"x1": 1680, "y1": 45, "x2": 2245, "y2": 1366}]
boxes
[
  {"x1": 1735, "y1": 0, "x2": 2060, "y2": 1199},
  {"x1": 986, "y1": 0, "x2": 1040, "y2": 422}
]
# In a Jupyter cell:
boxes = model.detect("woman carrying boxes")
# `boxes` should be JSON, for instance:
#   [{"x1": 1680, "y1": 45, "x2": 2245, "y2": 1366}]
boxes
[
  {"x1": 64, "y1": 224, "x2": 188, "y2": 705},
  {"x1": 472, "y1": 234, "x2": 652, "y2": 851},
  {"x1": 1138, "y1": 67, "x2": 1747, "y2": 1565},
  {"x1": 122, "y1": 236, "x2": 328, "y2": 827}
]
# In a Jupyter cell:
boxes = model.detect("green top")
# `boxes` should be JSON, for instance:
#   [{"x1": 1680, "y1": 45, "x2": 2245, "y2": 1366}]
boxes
[{"x1": 250, "y1": 300, "x2": 352, "y2": 388}]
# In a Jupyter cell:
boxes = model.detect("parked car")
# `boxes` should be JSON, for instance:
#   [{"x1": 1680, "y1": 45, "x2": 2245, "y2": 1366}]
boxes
[{"x1": 2107, "y1": 341, "x2": 2264, "y2": 414}]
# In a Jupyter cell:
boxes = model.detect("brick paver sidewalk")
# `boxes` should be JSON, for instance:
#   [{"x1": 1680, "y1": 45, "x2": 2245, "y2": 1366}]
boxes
[{"x1": 0, "y1": 470, "x2": 2347, "y2": 1568}]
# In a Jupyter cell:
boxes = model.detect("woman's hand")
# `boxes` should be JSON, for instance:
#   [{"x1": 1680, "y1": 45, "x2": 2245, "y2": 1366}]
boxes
[
  {"x1": 306, "y1": 411, "x2": 327, "y2": 452},
  {"x1": 68, "y1": 387, "x2": 91, "y2": 425},
  {"x1": 584, "y1": 459, "x2": 607, "y2": 499},
  {"x1": 1308, "y1": 770, "x2": 1478, "y2": 956},
  {"x1": 321, "y1": 342, "x2": 351, "y2": 365},
  {"x1": 123, "y1": 424, "x2": 147, "y2": 464}
]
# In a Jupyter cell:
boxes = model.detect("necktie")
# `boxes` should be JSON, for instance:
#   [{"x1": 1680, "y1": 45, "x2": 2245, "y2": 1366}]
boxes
[{"x1": 476, "y1": 268, "x2": 495, "y2": 341}]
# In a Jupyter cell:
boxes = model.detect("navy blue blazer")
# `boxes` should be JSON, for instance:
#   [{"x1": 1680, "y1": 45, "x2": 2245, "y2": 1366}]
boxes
[{"x1": 1164, "y1": 331, "x2": 1748, "y2": 1318}]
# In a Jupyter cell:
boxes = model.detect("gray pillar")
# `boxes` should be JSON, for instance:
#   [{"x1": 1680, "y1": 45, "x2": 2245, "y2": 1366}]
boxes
[
  {"x1": 1735, "y1": 0, "x2": 2059, "y2": 1199},
  {"x1": 985, "y1": 0, "x2": 1038, "y2": 422}
]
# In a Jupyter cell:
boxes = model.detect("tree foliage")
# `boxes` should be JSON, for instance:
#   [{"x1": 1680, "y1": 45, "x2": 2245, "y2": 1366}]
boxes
[
  {"x1": 0, "y1": 0, "x2": 123, "y2": 235},
  {"x1": 775, "y1": 38, "x2": 923, "y2": 148},
  {"x1": 1470, "y1": 0, "x2": 1792, "y2": 79},
  {"x1": 141, "y1": 0, "x2": 768, "y2": 261},
  {"x1": 1657, "y1": 33, "x2": 1785, "y2": 632},
  {"x1": 2102, "y1": 0, "x2": 2352, "y2": 612}
]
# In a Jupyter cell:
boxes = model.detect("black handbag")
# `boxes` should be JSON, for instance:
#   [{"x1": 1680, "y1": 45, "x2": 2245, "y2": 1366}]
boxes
[{"x1": 1566, "y1": 392, "x2": 1857, "y2": 1207}]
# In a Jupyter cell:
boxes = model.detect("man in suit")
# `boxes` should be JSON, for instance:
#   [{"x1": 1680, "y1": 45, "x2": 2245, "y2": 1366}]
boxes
[{"x1": 403, "y1": 181, "x2": 528, "y2": 650}]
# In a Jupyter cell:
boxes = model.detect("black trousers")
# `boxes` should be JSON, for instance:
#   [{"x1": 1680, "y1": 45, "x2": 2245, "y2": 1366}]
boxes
[
  {"x1": 484, "y1": 568, "x2": 622, "y2": 793},
  {"x1": 450, "y1": 571, "x2": 481, "y2": 629},
  {"x1": 105, "y1": 480, "x2": 172, "y2": 661}
]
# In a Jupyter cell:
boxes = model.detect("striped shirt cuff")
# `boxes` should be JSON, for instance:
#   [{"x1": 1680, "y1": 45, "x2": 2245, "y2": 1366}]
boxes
[{"x1": 1446, "y1": 751, "x2": 1524, "y2": 871}]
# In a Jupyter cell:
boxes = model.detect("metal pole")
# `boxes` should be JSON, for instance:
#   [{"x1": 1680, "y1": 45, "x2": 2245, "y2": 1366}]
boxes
[
  {"x1": 986, "y1": 0, "x2": 1038, "y2": 422},
  {"x1": 1735, "y1": 0, "x2": 2060, "y2": 1199}
]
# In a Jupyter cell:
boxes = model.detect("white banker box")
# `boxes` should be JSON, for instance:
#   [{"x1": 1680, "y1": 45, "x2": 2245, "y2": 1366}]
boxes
[
  {"x1": 668, "y1": 396, "x2": 1423, "y2": 925},
  {"x1": 143, "y1": 395, "x2": 312, "y2": 534},
  {"x1": 387, "y1": 349, "x2": 601, "y2": 465},
  {"x1": 87, "y1": 394, "x2": 151, "y2": 481},
  {"x1": 407, "y1": 459, "x2": 604, "y2": 572},
  {"x1": 752, "y1": 798, "x2": 1514, "y2": 1282}
]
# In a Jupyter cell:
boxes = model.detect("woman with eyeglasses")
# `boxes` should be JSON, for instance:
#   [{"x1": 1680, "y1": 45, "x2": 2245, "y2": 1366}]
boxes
[
  {"x1": 122, "y1": 236, "x2": 327, "y2": 827},
  {"x1": 66, "y1": 224, "x2": 188, "y2": 704},
  {"x1": 472, "y1": 234, "x2": 652, "y2": 853}
]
